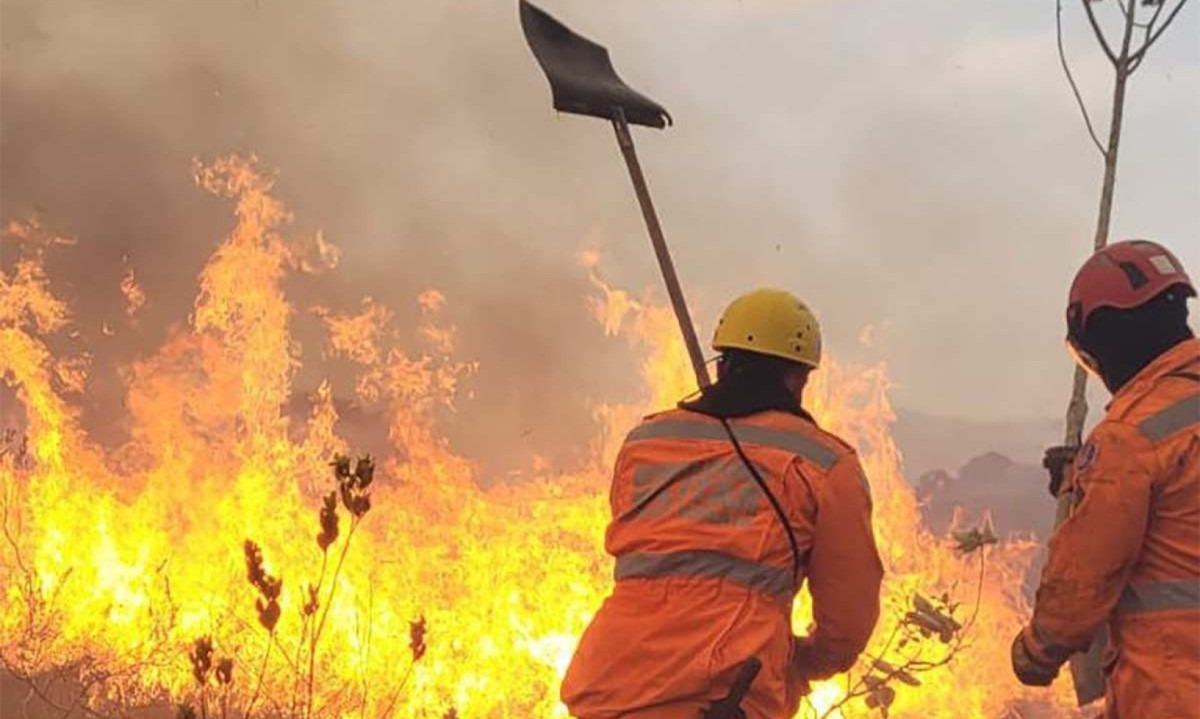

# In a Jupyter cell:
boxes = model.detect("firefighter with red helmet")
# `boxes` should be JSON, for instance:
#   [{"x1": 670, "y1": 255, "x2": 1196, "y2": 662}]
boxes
[{"x1": 1012, "y1": 240, "x2": 1200, "y2": 718}]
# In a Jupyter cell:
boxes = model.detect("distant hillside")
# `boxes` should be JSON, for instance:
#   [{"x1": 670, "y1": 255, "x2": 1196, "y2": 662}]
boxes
[
  {"x1": 911, "y1": 448, "x2": 1055, "y2": 604},
  {"x1": 889, "y1": 407, "x2": 1062, "y2": 540},
  {"x1": 892, "y1": 408, "x2": 1060, "y2": 481},
  {"x1": 914, "y1": 451, "x2": 1054, "y2": 539}
]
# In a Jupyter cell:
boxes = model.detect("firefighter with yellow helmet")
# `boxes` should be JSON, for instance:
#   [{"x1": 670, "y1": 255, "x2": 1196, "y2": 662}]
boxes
[{"x1": 562, "y1": 289, "x2": 884, "y2": 719}]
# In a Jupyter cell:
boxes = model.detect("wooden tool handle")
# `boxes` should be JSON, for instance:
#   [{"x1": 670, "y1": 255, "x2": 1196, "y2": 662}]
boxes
[{"x1": 611, "y1": 110, "x2": 711, "y2": 390}]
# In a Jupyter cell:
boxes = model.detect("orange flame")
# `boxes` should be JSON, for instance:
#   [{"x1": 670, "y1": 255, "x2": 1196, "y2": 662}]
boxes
[{"x1": 1, "y1": 156, "x2": 1080, "y2": 718}]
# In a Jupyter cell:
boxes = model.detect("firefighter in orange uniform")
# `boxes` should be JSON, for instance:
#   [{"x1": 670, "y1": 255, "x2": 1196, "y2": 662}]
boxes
[
  {"x1": 1013, "y1": 240, "x2": 1200, "y2": 718},
  {"x1": 562, "y1": 289, "x2": 884, "y2": 719}
]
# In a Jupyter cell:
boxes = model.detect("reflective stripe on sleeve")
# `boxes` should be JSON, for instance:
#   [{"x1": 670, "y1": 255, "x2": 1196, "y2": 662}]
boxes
[
  {"x1": 1115, "y1": 579, "x2": 1200, "y2": 615},
  {"x1": 626, "y1": 417, "x2": 840, "y2": 469},
  {"x1": 1136, "y1": 394, "x2": 1200, "y2": 442},
  {"x1": 614, "y1": 550, "x2": 797, "y2": 601}
]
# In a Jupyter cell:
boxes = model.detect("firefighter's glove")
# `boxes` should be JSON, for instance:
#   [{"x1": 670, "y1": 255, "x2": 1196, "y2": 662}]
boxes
[
  {"x1": 1010, "y1": 631, "x2": 1059, "y2": 687},
  {"x1": 1042, "y1": 445, "x2": 1078, "y2": 498}
]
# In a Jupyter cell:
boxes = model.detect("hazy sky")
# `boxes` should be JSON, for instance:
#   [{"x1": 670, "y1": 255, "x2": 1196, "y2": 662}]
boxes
[{"x1": 2, "y1": 0, "x2": 1197, "y2": 468}]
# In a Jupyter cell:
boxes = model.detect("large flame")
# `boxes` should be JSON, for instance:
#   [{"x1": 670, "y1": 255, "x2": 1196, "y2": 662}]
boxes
[{"x1": 1, "y1": 156, "x2": 1080, "y2": 718}]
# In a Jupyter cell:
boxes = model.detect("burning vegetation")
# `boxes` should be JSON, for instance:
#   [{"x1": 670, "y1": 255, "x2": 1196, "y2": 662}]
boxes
[{"x1": 1, "y1": 156, "x2": 1080, "y2": 718}]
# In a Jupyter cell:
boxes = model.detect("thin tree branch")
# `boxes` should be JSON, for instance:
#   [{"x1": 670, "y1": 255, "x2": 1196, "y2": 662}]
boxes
[
  {"x1": 1082, "y1": 0, "x2": 1120, "y2": 64},
  {"x1": 1128, "y1": 0, "x2": 1168, "y2": 71},
  {"x1": 1129, "y1": 0, "x2": 1190, "y2": 69},
  {"x1": 820, "y1": 620, "x2": 906, "y2": 717},
  {"x1": 242, "y1": 629, "x2": 274, "y2": 719},
  {"x1": 359, "y1": 585, "x2": 374, "y2": 719},
  {"x1": 379, "y1": 657, "x2": 419, "y2": 719},
  {"x1": 1143, "y1": 0, "x2": 1169, "y2": 37},
  {"x1": 1059, "y1": 0, "x2": 1109, "y2": 156},
  {"x1": 819, "y1": 551, "x2": 990, "y2": 717},
  {"x1": 307, "y1": 518, "x2": 361, "y2": 719}
]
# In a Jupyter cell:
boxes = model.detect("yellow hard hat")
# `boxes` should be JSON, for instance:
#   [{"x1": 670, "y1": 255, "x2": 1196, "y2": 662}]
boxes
[{"x1": 712, "y1": 288, "x2": 822, "y2": 368}]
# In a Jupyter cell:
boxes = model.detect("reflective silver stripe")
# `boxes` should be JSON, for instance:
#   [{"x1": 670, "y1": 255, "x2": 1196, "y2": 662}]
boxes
[
  {"x1": 614, "y1": 550, "x2": 796, "y2": 600},
  {"x1": 626, "y1": 418, "x2": 840, "y2": 470},
  {"x1": 1116, "y1": 579, "x2": 1200, "y2": 615},
  {"x1": 1136, "y1": 394, "x2": 1199, "y2": 442},
  {"x1": 627, "y1": 457, "x2": 764, "y2": 525}
]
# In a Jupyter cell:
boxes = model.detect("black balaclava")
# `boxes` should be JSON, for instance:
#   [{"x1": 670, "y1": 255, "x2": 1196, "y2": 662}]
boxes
[
  {"x1": 679, "y1": 349, "x2": 812, "y2": 421},
  {"x1": 1075, "y1": 287, "x2": 1195, "y2": 394}
]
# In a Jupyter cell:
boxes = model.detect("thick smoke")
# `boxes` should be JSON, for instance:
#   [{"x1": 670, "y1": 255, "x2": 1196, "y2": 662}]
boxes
[
  {"x1": 1, "y1": 0, "x2": 650, "y2": 473},
  {"x1": 3, "y1": 0, "x2": 1198, "y2": 473}
]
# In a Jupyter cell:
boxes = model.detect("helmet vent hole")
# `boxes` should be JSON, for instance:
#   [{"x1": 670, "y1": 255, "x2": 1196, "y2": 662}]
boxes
[
  {"x1": 746, "y1": 334, "x2": 754, "y2": 342},
  {"x1": 1118, "y1": 261, "x2": 1149, "y2": 290}
]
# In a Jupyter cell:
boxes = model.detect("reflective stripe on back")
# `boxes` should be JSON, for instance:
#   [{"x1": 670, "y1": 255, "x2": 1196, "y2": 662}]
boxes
[
  {"x1": 626, "y1": 417, "x2": 840, "y2": 470},
  {"x1": 614, "y1": 550, "x2": 797, "y2": 601},
  {"x1": 1116, "y1": 579, "x2": 1200, "y2": 615},
  {"x1": 626, "y1": 457, "x2": 766, "y2": 525},
  {"x1": 1136, "y1": 394, "x2": 1200, "y2": 442}
]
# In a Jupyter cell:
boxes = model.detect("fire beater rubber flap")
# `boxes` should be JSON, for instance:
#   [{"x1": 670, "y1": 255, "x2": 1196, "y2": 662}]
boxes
[{"x1": 519, "y1": 0, "x2": 672, "y2": 129}]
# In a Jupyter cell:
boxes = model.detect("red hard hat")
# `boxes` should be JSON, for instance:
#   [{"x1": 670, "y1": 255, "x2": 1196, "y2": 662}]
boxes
[{"x1": 1067, "y1": 239, "x2": 1195, "y2": 336}]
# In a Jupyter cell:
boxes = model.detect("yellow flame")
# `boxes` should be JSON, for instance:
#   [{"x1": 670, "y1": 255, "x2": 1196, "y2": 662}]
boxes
[
  {"x1": 807, "y1": 682, "x2": 847, "y2": 718},
  {"x1": 121, "y1": 262, "x2": 147, "y2": 318},
  {"x1": 0, "y1": 156, "x2": 1081, "y2": 719}
]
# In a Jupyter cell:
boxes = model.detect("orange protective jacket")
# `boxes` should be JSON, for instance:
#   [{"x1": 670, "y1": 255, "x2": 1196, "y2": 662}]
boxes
[
  {"x1": 1023, "y1": 338, "x2": 1200, "y2": 719},
  {"x1": 561, "y1": 408, "x2": 883, "y2": 719}
]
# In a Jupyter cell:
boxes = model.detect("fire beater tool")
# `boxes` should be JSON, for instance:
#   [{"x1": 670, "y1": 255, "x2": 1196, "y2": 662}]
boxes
[
  {"x1": 518, "y1": 0, "x2": 710, "y2": 390},
  {"x1": 519, "y1": 0, "x2": 808, "y2": 585},
  {"x1": 519, "y1": 3, "x2": 779, "y2": 713}
]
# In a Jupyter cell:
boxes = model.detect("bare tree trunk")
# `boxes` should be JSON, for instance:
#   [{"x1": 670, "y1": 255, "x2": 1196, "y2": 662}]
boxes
[
  {"x1": 1054, "y1": 0, "x2": 1191, "y2": 705},
  {"x1": 1064, "y1": 367, "x2": 1089, "y2": 446},
  {"x1": 1063, "y1": 3, "x2": 1138, "y2": 447},
  {"x1": 1091, "y1": 67, "x2": 1130, "y2": 251}
]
